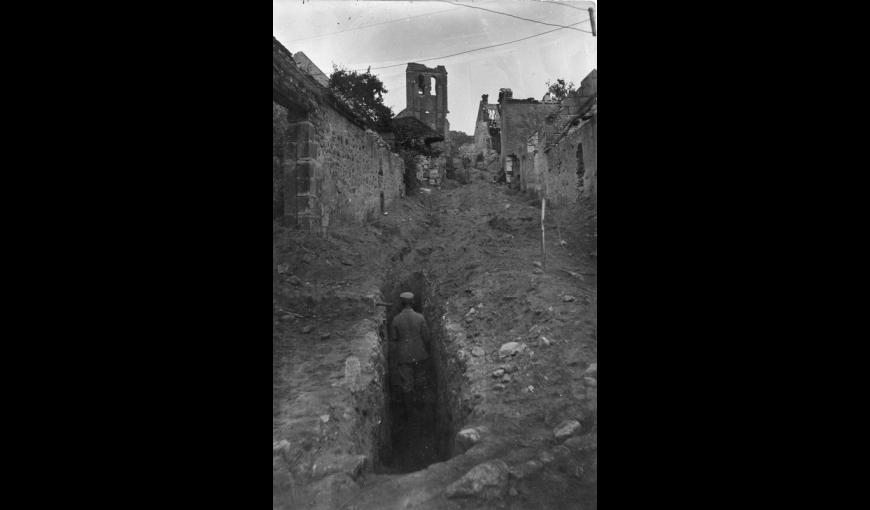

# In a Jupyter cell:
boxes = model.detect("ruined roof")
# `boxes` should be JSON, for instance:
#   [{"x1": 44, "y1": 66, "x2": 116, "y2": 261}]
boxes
[
  {"x1": 406, "y1": 62, "x2": 447, "y2": 74},
  {"x1": 390, "y1": 116, "x2": 444, "y2": 143},
  {"x1": 293, "y1": 52, "x2": 330, "y2": 88}
]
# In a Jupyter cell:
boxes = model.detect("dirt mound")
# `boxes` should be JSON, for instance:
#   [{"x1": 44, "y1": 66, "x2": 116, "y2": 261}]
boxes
[{"x1": 486, "y1": 215, "x2": 512, "y2": 232}]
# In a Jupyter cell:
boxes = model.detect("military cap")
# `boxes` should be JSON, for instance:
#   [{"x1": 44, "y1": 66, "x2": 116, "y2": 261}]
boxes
[{"x1": 400, "y1": 292, "x2": 414, "y2": 301}]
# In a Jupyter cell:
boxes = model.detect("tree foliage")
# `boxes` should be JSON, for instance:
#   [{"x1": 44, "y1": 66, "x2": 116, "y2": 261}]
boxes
[
  {"x1": 328, "y1": 65, "x2": 394, "y2": 131},
  {"x1": 545, "y1": 78, "x2": 577, "y2": 100}
]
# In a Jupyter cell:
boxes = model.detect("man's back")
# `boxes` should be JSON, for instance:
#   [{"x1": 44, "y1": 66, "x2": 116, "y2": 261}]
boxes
[{"x1": 390, "y1": 308, "x2": 430, "y2": 363}]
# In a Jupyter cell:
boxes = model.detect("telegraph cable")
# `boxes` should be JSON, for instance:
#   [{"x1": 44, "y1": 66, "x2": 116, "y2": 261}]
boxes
[
  {"x1": 542, "y1": 1, "x2": 592, "y2": 12},
  {"x1": 437, "y1": 0, "x2": 589, "y2": 32},
  {"x1": 355, "y1": 19, "x2": 590, "y2": 72},
  {"x1": 286, "y1": 7, "x2": 460, "y2": 42}
]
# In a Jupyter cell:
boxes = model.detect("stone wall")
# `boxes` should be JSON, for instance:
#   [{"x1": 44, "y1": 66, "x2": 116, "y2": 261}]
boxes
[
  {"x1": 544, "y1": 122, "x2": 584, "y2": 206},
  {"x1": 473, "y1": 120, "x2": 491, "y2": 154},
  {"x1": 518, "y1": 69, "x2": 597, "y2": 207},
  {"x1": 498, "y1": 100, "x2": 559, "y2": 177},
  {"x1": 273, "y1": 37, "x2": 404, "y2": 231},
  {"x1": 313, "y1": 107, "x2": 405, "y2": 227},
  {"x1": 577, "y1": 112, "x2": 597, "y2": 201},
  {"x1": 522, "y1": 112, "x2": 597, "y2": 207},
  {"x1": 274, "y1": 103, "x2": 291, "y2": 219}
]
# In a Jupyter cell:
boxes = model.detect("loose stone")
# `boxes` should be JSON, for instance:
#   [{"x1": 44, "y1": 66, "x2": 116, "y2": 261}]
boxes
[{"x1": 553, "y1": 419, "x2": 582, "y2": 440}]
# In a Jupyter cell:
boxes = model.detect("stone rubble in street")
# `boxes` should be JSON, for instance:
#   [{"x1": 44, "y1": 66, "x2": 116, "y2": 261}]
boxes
[
  {"x1": 498, "y1": 341, "x2": 527, "y2": 358},
  {"x1": 564, "y1": 432, "x2": 597, "y2": 452},
  {"x1": 508, "y1": 459, "x2": 544, "y2": 480},
  {"x1": 310, "y1": 454, "x2": 368, "y2": 481},
  {"x1": 455, "y1": 427, "x2": 482, "y2": 452},
  {"x1": 273, "y1": 439, "x2": 291, "y2": 466},
  {"x1": 445, "y1": 460, "x2": 510, "y2": 500},
  {"x1": 553, "y1": 419, "x2": 583, "y2": 440}
]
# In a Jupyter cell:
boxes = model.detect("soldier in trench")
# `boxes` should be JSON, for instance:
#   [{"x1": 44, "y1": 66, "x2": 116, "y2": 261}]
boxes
[{"x1": 389, "y1": 292, "x2": 433, "y2": 420}]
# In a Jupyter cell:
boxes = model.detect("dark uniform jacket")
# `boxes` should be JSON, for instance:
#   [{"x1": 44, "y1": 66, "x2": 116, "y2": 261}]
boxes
[{"x1": 390, "y1": 308, "x2": 430, "y2": 364}]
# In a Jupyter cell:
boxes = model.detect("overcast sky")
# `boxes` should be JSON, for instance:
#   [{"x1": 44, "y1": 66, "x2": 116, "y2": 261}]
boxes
[{"x1": 273, "y1": 0, "x2": 597, "y2": 134}]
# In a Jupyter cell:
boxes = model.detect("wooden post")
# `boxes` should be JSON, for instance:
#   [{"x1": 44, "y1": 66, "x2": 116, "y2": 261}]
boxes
[
  {"x1": 541, "y1": 197, "x2": 547, "y2": 271},
  {"x1": 589, "y1": 7, "x2": 597, "y2": 36},
  {"x1": 541, "y1": 156, "x2": 549, "y2": 271}
]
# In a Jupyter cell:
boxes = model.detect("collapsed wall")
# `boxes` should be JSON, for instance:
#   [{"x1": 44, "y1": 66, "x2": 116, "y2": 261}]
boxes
[
  {"x1": 518, "y1": 69, "x2": 597, "y2": 206},
  {"x1": 497, "y1": 89, "x2": 559, "y2": 178},
  {"x1": 544, "y1": 113, "x2": 596, "y2": 205},
  {"x1": 473, "y1": 95, "x2": 502, "y2": 159},
  {"x1": 272, "y1": 37, "x2": 405, "y2": 231}
]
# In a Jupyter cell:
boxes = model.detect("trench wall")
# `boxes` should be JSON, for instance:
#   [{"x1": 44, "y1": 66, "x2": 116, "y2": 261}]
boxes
[
  {"x1": 272, "y1": 293, "x2": 389, "y2": 499},
  {"x1": 378, "y1": 272, "x2": 471, "y2": 467}
]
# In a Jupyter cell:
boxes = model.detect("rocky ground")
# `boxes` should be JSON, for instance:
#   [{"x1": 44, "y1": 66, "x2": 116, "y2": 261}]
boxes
[{"x1": 273, "y1": 168, "x2": 597, "y2": 509}]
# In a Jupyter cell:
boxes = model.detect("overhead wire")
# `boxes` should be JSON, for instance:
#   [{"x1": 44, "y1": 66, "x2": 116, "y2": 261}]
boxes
[
  {"x1": 354, "y1": 18, "x2": 590, "y2": 72},
  {"x1": 542, "y1": 1, "x2": 592, "y2": 12},
  {"x1": 285, "y1": 6, "x2": 461, "y2": 42},
  {"x1": 437, "y1": 0, "x2": 589, "y2": 32}
]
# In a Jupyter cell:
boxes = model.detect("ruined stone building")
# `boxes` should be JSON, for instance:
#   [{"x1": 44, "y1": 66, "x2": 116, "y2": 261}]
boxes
[
  {"x1": 272, "y1": 37, "x2": 404, "y2": 231},
  {"x1": 395, "y1": 63, "x2": 449, "y2": 137},
  {"x1": 389, "y1": 115, "x2": 445, "y2": 186},
  {"x1": 497, "y1": 88, "x2": 560, "y2": 186},
  {"x1": 472, "y1": 94, "x2": 501, "y2": 154},
  {"x1": 390, "y1": 62, "x2": 453, "y2": 186},
  {"x1": 523, "y1": 69, "x2": 598, "y2": 206}
]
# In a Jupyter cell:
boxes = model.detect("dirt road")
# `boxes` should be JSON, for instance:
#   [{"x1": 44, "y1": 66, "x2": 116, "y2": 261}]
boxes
[{"x1": 274, "y1": 172, "x2": 597, "y2": 509}]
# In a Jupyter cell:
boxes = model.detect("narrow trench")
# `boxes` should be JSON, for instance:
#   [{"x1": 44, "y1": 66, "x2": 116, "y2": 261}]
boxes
[{"x1": 374, "y1": 271, "x2": 464, "y2": 474}]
